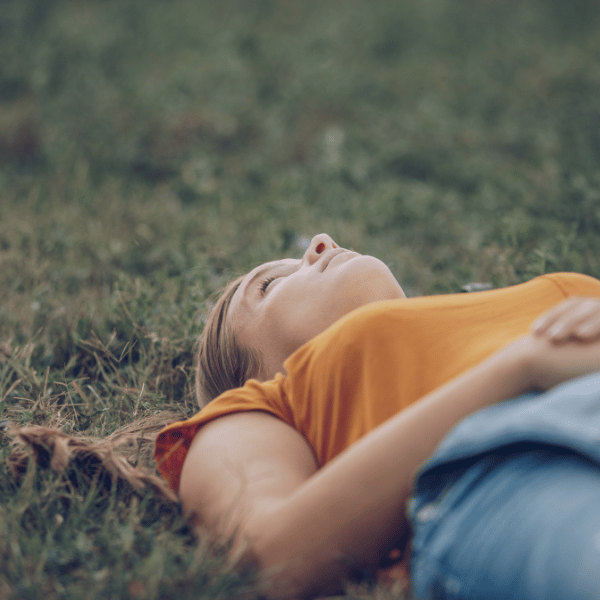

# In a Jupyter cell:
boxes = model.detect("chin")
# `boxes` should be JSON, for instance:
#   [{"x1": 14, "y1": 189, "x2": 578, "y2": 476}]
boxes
[
  {"x1": 343, "y1": 255, "x2": 405, "y2": 299},
  {"x1": 331, "y1": 265, "x2": 403, "y2": 310}
]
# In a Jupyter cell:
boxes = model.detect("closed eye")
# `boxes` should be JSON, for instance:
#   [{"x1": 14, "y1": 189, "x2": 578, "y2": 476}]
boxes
[{"x1": 259, "y1": 276, "x2": 277, "y2": 293}]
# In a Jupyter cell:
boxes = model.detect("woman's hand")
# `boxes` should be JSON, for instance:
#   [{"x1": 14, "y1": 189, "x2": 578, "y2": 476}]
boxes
[
  {"x1": 515, "y1": 333, "x2": 600, "y2": 391},
  {"x1": 532, "y1": 296, "x2": 600, "y2": 343},
  {"x1": 525, "y1": 297, "x2": 600, "y2": 388}
]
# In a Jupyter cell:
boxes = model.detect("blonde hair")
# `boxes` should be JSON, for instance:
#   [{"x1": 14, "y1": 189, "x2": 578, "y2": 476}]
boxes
[
  {"x1": 8, "y1": 415, "x2": 180, "y2": 506},
  {"x1": 195, "y1": 276, "x2": 263, "y2": 407}
]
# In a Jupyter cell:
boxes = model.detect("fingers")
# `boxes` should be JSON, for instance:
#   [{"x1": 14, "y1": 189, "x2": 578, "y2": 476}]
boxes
[{"x1": 532, "y1": 297, "x2": 600, "y2": 343}]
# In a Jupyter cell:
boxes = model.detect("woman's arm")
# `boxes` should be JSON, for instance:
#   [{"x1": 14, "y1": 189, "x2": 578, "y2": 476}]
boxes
[{"x1": 181, "y1": 332, "x2": 600, "y2": 598}]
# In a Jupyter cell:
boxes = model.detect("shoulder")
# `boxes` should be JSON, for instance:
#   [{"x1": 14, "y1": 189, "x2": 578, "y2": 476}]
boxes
[
  {"x1": 536, "y1": 272, "x2": 600, "y2": 297},
  {"x1": 179, "y1": 411, "x2": 317, "y2": 538},
  {"x1": 155, "y1": 375, "x2": 294, "y2": 492}
]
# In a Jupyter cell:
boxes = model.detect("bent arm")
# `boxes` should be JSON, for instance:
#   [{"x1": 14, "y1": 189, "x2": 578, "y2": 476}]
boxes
[{"x1": 180, "y1": 335, "x2": 600, "y2": 599}]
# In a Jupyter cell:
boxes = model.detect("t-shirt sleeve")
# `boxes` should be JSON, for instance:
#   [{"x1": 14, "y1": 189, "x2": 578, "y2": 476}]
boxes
[{"x1": 154, "y1": 376, "x2": 294, "y2": 492}]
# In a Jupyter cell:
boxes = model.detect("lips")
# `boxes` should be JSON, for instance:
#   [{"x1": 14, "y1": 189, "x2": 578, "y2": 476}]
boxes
[{"x1": 320, "y1": 248, "x2": 348, "y2": 271}]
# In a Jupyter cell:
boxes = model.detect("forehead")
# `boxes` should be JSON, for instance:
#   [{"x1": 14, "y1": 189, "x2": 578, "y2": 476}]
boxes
[{"x1": 244, "y1": 258, "x2": 299, "y2": 282}]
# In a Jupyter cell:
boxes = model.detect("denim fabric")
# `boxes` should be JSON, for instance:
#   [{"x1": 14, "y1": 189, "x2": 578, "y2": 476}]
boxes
[{"x1": 409, "y1": 372, "x2": 600, "y2": 600}]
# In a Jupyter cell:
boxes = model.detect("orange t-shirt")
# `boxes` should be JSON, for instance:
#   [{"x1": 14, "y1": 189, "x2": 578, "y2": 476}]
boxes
[{"x1": 155, "y1": 273, "x2": 600, "y2": 492}]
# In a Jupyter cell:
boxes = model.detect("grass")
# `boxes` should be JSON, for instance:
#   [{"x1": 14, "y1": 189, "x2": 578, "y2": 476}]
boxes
[{"x1": 1, "y1": 0, "x2": 600, "y2": 597}]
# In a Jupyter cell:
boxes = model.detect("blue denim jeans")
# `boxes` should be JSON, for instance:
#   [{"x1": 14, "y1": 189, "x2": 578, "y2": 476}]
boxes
[{"x1": 409, "y1": 372, "x2": 600, "y2": 600}]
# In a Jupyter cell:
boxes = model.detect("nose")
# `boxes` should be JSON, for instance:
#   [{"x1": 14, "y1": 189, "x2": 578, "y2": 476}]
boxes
[{"x1": 302, "y1": 233, "x2": 339, "y2": 265}]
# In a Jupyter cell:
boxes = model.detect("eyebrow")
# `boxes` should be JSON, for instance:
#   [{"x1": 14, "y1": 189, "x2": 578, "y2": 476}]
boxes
[
  {"x1": 240, "y1": 259, "x2": 301, "y2": 304},
  {"x1": 241, "y1": 262, "x2": 278, "y2": 301}
]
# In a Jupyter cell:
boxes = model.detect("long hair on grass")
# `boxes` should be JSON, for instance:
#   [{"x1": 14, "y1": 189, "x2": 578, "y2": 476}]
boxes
[
  {"x1": 195, "y1": 276, "x2": 263, "y2": 407},
  {"x1": 6, "y1": 414, "x2": 180, "y2": 506},
  {"x1": 6, "y1": 276, "x2": 264, "y2": 508}
]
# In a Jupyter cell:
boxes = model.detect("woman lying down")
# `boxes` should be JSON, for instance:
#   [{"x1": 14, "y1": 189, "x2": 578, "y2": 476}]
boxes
[{"x1": 155, "y1": 233, "x2": 600, "y2": 599}]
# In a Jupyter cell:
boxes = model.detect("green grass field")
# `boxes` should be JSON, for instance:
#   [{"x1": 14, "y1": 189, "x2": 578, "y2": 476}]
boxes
[{"x1": 1, "y1": 0, "x2": 600, "y2": 597}]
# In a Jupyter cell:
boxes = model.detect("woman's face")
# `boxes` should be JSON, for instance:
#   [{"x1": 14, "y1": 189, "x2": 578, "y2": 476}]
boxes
[{"x1": 228, "y1": 234, "x2": 405, "y2": 379}]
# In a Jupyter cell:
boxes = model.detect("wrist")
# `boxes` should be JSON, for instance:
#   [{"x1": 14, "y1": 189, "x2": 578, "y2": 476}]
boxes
[{"x1": 492, "y1": 335, "x2": 538, "y2": 395}]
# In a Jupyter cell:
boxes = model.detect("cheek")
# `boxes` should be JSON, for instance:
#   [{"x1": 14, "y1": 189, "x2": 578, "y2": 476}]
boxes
[
  {"x1": 262, "y1": 289, "x2": 304, "y2": 340},
  {"x1": 274, "y1": 289, "x2": 326, "y2": 346}
]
